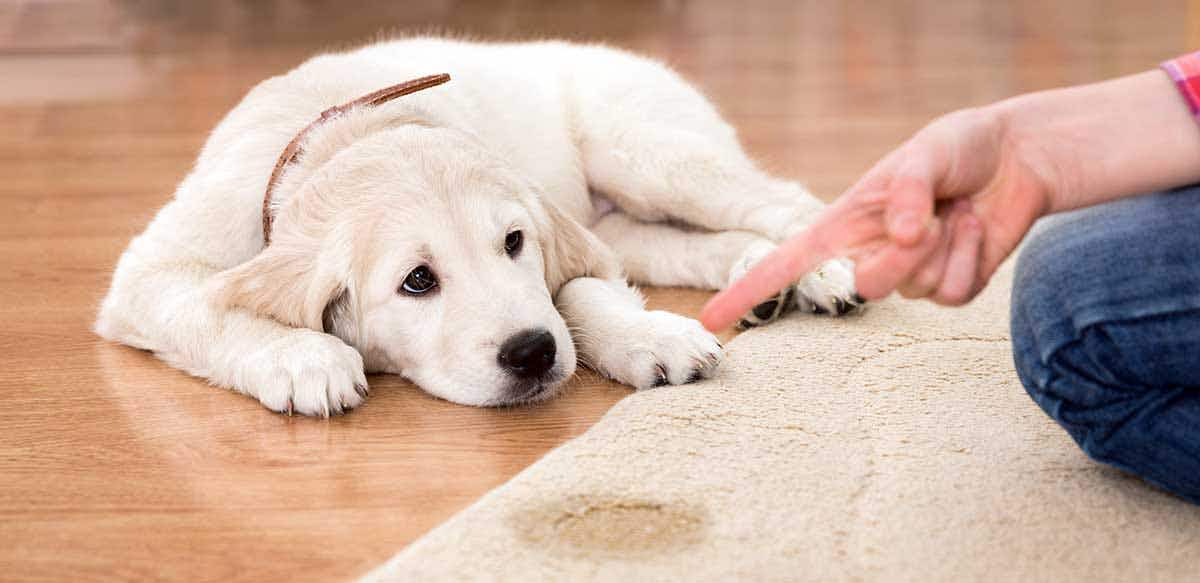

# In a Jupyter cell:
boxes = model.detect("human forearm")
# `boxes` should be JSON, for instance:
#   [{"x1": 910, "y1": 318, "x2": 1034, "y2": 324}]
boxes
[{"x1": 996, "y1": 70, "x2": 1200, "y2": 213}]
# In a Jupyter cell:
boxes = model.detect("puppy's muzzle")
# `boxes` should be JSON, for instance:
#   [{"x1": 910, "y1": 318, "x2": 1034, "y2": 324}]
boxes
[{"x1": 497, "y1": 328, "x2": 557, "y2": 379}]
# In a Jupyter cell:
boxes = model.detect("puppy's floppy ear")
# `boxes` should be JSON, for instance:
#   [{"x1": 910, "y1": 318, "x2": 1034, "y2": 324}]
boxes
[
  {"x1": 534, "y1": 197, "x2": 622, "y2": 295},
  {"x1": 210, "y1": 242, "x2": 349, "y2": 333}
]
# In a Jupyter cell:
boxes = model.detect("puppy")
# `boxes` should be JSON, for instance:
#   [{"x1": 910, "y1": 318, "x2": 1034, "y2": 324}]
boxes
[{"x1": 95, "y1": 38, "x2": 859, "y2": 415}]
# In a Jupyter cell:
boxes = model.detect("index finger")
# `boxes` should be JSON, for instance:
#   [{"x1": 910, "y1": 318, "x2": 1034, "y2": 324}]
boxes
[
  {"x1": 700, "y1": 194, "x2": 891, "y2": 331},
  {"x1": 701, "y1": 184, "x2": 898, "y2": 332},
  {"x1": 700, "y1": 228, "x2": 832, "y2": 332}
]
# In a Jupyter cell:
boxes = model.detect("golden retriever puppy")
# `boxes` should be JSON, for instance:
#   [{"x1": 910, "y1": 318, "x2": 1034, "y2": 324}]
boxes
[{"x1": 96, "y1": 38, "x2": 858, "y2": 415}]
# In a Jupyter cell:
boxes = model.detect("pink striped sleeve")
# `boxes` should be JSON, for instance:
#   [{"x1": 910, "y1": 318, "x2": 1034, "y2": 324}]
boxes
[{"x1": 1161, "y1": 51, "x2": 1200, "y2": 121}]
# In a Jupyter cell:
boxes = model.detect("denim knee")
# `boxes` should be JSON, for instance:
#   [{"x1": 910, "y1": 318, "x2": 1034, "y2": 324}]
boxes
[
  {"x1": 1013, "y1": 313, "x2": 1151, "y2": 460},
  {"x1": 1010, "y1": 230, "x2": 1138, "y2": 458},
  {"x1": 1013, "y1": 306, "x2": 1200, "y2": 504},
  {"x1": 1012, "y1": 189, "x2": 1200, "y2": 416},
  {"x1": 1010, "y1": 193, "x2": 1200, "y2": 503}
]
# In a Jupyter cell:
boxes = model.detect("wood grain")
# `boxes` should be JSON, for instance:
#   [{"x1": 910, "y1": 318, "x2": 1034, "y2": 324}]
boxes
[{"x1": 0, "y1": 1, "x2": 1191, "y2": 581}]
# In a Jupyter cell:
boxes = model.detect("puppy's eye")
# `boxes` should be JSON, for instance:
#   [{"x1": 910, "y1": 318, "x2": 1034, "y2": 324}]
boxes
[
  {"x1": 400, "y1": 265, "x2": 438, "y2": 296},
  {"x1": 504, "y1": 230, "x2": 523, "y2": 258}
]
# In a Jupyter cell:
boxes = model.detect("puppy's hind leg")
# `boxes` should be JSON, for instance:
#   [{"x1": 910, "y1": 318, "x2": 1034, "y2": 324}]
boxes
[
  {"x1": 591, "y1": 211, "x2": 766, "y2": 290},
  {"x1": 583, "y1": 127, "x2": 863, "y2": 318},
  {"x1": 592, "y1": 212, "x2": 826, "y2": 329},
  {"x1": 582, "y1": 123, "x2": 821, "y2": 240},
  {"x1": 572, "y1": 54, "x2": 818, "y2": 239}
]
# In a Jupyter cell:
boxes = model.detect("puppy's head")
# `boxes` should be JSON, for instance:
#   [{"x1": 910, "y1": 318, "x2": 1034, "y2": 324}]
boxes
[{"x1": 214, "y1": 123, "x2": 616, "y2": 406}]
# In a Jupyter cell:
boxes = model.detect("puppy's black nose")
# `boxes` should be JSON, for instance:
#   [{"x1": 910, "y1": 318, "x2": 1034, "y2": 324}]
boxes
[{"x1": 498, "y1": 329, "x2": 556, "y2": 379}]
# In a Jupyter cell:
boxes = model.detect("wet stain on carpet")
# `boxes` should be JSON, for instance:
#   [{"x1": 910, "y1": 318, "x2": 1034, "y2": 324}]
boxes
[{"x1": 511, "y1": 495, "x2": 707, "y2": 557}]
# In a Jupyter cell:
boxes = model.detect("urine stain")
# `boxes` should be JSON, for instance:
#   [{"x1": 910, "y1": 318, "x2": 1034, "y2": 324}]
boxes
[{"x1": 511, "y1": 495, "x2": 707, "y2": 557}]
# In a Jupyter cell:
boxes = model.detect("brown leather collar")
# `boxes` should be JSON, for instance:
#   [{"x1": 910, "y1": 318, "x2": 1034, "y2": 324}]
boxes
[{"x1": 261, "y1": 73, "x2": 451, "y2": 246}]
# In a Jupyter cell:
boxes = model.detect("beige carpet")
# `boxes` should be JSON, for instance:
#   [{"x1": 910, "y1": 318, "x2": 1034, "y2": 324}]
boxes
[{"x1": 360, "y1": 264, "x2": 1199, "y2": 582}]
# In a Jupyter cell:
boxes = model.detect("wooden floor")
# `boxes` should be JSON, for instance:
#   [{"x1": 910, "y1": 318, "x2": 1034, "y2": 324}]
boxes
[{"x1": 0, "y1": 1, "x2": 1192, "y2": 581}]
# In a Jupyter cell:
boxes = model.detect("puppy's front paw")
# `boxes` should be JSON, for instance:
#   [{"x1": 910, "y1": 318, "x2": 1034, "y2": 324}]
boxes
[
  {"x1": 795, "y1": 258, "x2": 863, "y2": 316},
  {"x1": 598, "y1": 311, "x2": 723, "y2": 389},
  {"x1": 241, "y1": 330, "x2": 368, "y2": 417}
]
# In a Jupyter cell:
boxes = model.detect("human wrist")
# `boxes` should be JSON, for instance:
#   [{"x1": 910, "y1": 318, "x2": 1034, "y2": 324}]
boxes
[
  {"x1": 979, "y1": 97, "x2": 1062, "y2": 216},
  {"x1": 992, "y1": 70, "x2": 1200, "y2": 214}
]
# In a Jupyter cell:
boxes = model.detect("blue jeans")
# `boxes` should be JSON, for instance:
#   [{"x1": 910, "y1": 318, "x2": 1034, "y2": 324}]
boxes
[{"x1": 1011, "y1": 186, "x2": 1200, "y2": 504}]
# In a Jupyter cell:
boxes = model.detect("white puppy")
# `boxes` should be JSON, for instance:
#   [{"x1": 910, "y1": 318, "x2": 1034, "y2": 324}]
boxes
[{"x1": 95, "y1": 38, "x2": 859, "y2": 415}]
